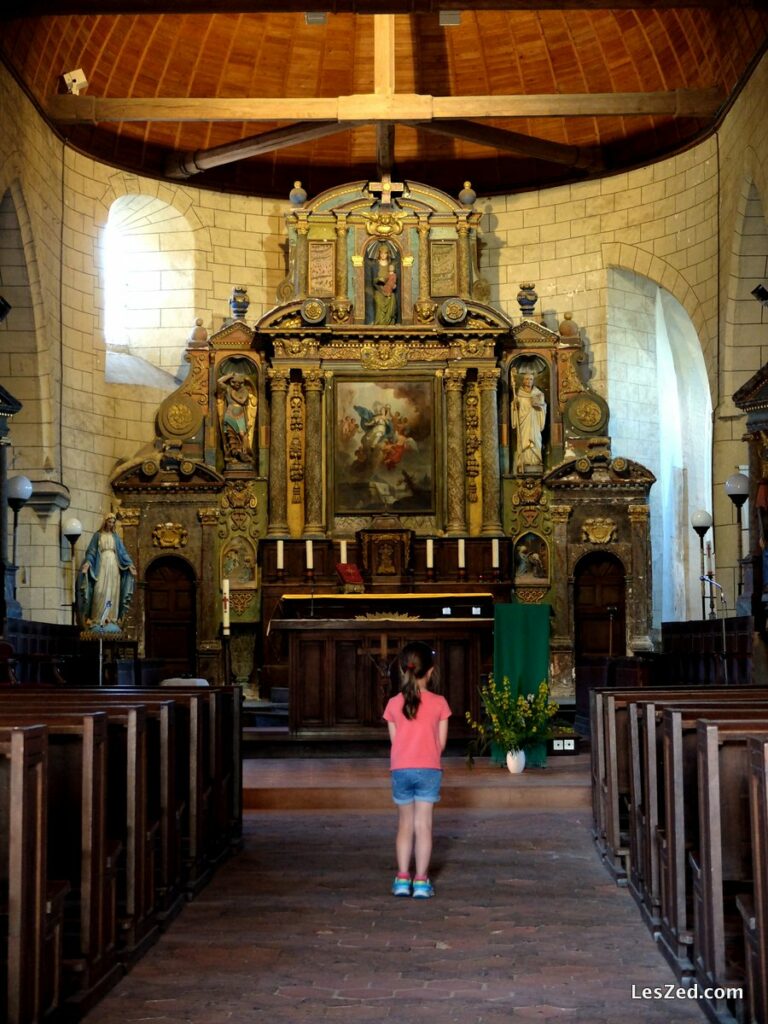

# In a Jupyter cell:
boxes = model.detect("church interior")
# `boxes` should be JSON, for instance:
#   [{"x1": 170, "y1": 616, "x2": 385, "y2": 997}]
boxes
[{"x1": 2, "y1": 3, "x2": 768, "y2": 1022}]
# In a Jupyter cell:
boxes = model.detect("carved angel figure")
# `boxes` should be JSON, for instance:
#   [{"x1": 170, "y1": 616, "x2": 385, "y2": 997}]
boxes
[{"x1": 216, "y1": 372, "x2": 258, "y2": 464}]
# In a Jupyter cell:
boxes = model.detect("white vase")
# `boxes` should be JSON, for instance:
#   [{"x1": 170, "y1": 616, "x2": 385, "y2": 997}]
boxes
[{"x1": 506, "y1": 749, "x2": 526, "y2": 774}]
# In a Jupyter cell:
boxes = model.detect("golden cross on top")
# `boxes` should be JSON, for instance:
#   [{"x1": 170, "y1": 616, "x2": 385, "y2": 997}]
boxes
[{"x1": 368, "y1": 172, "x2": 404, "y2": 208}]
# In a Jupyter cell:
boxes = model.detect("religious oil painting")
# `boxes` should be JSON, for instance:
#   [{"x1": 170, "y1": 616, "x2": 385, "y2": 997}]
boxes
[
  {"x1": 513, "y1": 532, "x2": 550, "y2": 585},
  {"x1": 334, "y1": 379, "x2": 435, "y2": 514}
]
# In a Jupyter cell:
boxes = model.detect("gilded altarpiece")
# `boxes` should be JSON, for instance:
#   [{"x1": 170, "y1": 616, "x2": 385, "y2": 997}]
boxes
[{"x1": 106, "y1": 179, "x2": 654, "y2": 708}]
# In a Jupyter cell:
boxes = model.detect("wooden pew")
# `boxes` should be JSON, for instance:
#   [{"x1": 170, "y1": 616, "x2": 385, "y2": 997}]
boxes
[
  {"x1": 0, "y1": 710, "x2": 122, "y2": 1011},
  {"x1": 658, "y1": 707, "x2": 768, "y2": 979},
  {"x1": 741, "y1": 737, "x2": 768, "y2": 1024},
  {"x1": 626, "y1": 695, "x2": 768, "y2": 933},
  {"x1": 1, "y1": 692, "x2": 183, "y2": 923},
  {"x1": 3, "y1": 688, "x2": 216, "y2": 895},
  {"x1": 692, "y1": 720, "x2": 768, "y2": 1023},
  {"x1": 0, "y1": 724, "x2": 47, "y2": 1024},
  {"x1": 590, "y1": 685, "x2": 767, "y2": 881}
]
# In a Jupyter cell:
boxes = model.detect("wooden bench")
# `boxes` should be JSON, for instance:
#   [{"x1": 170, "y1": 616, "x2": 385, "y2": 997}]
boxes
[
  {"x1": 691, "y1": 720, "x2": 768, "y2": 1022},
  {"x1": 0, "y1": 709, "x2": 122, "y2": 1011},
  {"x1": 626, "y1": 695, "x2": 768, "y2": 933},
  {"x1": 740, "y1": 737, "x2": 768, "y2": 1024},
  {"x1": 590, "y1": 685, "x2": 767, "y2": 880},
  {"x1": 0, "y1": 724, "x2": 48, "y2": 1024},
  {"x1": 658, "y1": 707, "x2": 768, "y2": 979}
]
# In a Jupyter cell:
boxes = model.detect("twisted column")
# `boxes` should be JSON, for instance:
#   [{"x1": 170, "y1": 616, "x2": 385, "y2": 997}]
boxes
[
  {"x1": 303, "y1": 369, "x2": 326, "y2": 536},
  {"x1": 457, "y1": 218, "x2": 470, "y2": 299},
  {"x1": 267, "y1": 368, "x2": 290, "y2": 535},
  {"x1": 478, "y1": 368, "x2": 502, "y2": 535},
  {"x1": 335, "y1": 213, "x2": 349, "y2": 301},
  {"x1": 444, "y1": 368, "x2": 467, "y2": 536}
]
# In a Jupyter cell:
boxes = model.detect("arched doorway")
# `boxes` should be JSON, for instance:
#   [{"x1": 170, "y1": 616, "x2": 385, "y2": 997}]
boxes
[
  {"x1": 574, "y1": 552, "x2": 627, "y2": 661},
  {"x1": 144, "y1": 557, "x2": 197, "y2": 677}
]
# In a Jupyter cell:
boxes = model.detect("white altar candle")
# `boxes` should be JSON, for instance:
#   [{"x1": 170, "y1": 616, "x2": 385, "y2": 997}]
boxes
[
  {"x1": 276, "y1": 539, "x2": 284, "y2": 570},
  {"x1": 340, "y1": 540, "x2": 348, "y2": 563},
  {"x1": 305, "y1": 539, "x2": 314, "y2": 570},
  {"x1": 426, "y1": 538, "x2": 434, "y2": 568},
  {"x1": 222, "y1": 578, "x2": 230, "y2": 633},
  {"x1": 458, "y1": 538, "x2": 466, "y2": 568},
  {"x1": 492, "y1": 538, "x2": 500, "y2": 568}
]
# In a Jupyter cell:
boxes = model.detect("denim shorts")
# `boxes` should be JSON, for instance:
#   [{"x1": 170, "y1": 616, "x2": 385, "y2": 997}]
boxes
[{"x1": 391, "y1": 768, "x2": 443, "y2": 805}]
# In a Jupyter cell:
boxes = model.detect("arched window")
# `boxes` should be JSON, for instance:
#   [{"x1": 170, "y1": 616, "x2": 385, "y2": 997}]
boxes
[{"x1": 102, "y1": 194, "x2": 195, "y2": 388}]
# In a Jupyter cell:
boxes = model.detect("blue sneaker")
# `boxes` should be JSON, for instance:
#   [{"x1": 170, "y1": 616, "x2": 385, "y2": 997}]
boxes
[
  {"x1": 391, "y1": 875, "x2": 411, "y2": 897},
  {"x1": 412, "y1": 879, "x2": 434, "y2": 899}
]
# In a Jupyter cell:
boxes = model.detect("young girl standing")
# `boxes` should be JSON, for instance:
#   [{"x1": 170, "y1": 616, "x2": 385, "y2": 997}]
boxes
[{"x1": 383, "y1": 641, "x2": 451, "y2": 898}]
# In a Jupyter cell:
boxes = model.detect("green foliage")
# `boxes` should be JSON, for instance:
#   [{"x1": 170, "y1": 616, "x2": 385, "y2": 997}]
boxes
[{"x1": 465, "y1": 677, "x2": 559, "y2": 763}]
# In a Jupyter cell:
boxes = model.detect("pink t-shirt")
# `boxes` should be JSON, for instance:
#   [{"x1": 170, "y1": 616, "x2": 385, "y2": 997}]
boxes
[{"x1": 383, "y1": 690, "x2": 452, "y2": 771}]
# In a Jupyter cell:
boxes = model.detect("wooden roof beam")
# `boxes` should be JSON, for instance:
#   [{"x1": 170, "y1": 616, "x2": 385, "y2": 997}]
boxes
[{"x1": 46, "y1": 87, "x2": 724, "y2": 124}]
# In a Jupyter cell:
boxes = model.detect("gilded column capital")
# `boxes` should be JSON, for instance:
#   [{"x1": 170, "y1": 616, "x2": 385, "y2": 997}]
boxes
[
  {"x1": 444, "y1": 368, "x2": 467, "y2": 392},
  {"x1": 417, "y1": 215, "x2": 430, "y2": 238},
  {"x1": 335, "y1": 211, "x2": 349, "y2": 233},
  {"x1": 303, "y1": 368, "x2": 328, "y2": 393},
  {"x1": 628, "y1": 504, "x2": 650, "y2": 523},
  {"x1": 457, "y1": 219, "x2": 470, "y2": 237},
  {"x1": 477, "y1": 367, "x2": 501, "y2": 391},
  {"x1": 117, "y1": 507, "x2": 141, "y2": 528},
  {"x1": 551, "y1": 505, "x2": 573, "y2": 524},
  {"x1": 296, "y1": 217, "x2": 310, "y2": 236},
  {"x1": 268, "y1": 367, "x2": 291, "y2": 391},
  {"x1": 198, "y1": 507, "x2": 221, "y2": 525}
]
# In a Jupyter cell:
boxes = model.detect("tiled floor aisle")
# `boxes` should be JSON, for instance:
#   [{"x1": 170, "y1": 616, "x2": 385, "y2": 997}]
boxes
[{"x1": 84, "y1": 807, "x2": 705, "y2": 1024}]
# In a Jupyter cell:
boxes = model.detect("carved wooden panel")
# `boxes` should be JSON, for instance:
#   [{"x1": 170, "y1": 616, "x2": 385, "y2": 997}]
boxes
[{"x1": 308, "y1": 241, "x2": 336, "y2": 297}]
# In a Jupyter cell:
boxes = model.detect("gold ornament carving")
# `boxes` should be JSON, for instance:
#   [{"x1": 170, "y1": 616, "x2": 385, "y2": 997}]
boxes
[
  {"x1": 628, "y1": 504, "x2": 650, "y2": 523},
  {"x1": 558, "y1": 351, "x2": 585, "y2": 407},
  {"x1": 581, "y1": 517, "x2": 617, "y2": 544},
  {"x1": 515, "y1": 587, "x2": 548, "y2": 604},
  {"x1": 198, "y1": 507, "x2": 220, "y2": 525},
  {"x1": 231, "y1": 591, "x2": 256, "y2": 615},
  {"x1": 520, "y1": 508, "x2": 541, "y2": 527},
  {"x1": 363, "y1": 211, "x2": 405, "y2": 236},
  {"x1": 268, "y1": 368, "x2": 291, "y2": 391},
  {"x1": 512, "y1": 478, "x2": 544, "y2": 507},
  {"x1": 351, "y1": 255, "x2": 364, "y2": 268},
  {"x1": 355, "y1": 612, "x2": 421, "y2": 621},
  {"x1": 360, "y1": 342, "x2": 409, "y2": 370},
  {"x1": 414, "y1": 301, "x2": 438, "y2": 324},
  {"x1": 550, "y1": 505, "x2": 572, "y2": 524},
  {"x1": 302, "y1": 298, "x2": 325, "y2": 322},
  {"x1": 288, "y1": 383, "x2": 305, "y2": 504},
  {"x1": 570, "y1": 396, "x2": 603, "y2": 430},
  {"x1": 222, "y1": 479, "x2": 258, "y2": 511},
  {"x1": 181, "y1": 355, "x2": 210, "y2": 408},
  {"x1": 117, "y1": 508, "x2": 140, "y2": 528},
  {"x1": 152, "y1": 521, "x2": 189, "y2": 549},
  {"x1": 465, "y1": 385, "x2": 481, "y2": 504},
  {"x1": 330, "y1": 301, "x2": 353, "y2": 324},
  {"x1": 444, "y1": 368, "x2": 467, "y2": 392}
]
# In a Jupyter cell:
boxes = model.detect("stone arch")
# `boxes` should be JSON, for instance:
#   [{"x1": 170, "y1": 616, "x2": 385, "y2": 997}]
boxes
[
  {"x1": 600, "y1": 255, "x2": 712, "y2": 628},
  {"x1": 0, "y1": 177, "x2": 57, "y2": 471}
]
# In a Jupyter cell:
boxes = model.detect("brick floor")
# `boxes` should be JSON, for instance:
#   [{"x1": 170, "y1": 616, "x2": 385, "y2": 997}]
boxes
[{"x1": 83, "y1": 806, "x2": 706, "y2": 1024}]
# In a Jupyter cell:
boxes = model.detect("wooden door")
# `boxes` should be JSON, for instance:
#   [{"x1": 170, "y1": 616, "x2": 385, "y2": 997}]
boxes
[
  {"x1": 144, "y1": 558, "x2": 196, "y2": 677},
  {"x1": 574, "y1": 552, "x2": 626, "y2": 660}
]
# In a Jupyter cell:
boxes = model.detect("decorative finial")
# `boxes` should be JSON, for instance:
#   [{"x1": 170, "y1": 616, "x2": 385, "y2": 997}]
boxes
[
  {"x1": 187, "y1": 316, "x2": 208, "y2": 346},
  {"x1": 230, "y1": 286, "x2": 250, "y2": 321},
  {"x1": 559, "y1": 311, "x2": 580, "y2": 338},
  {"x1": 516, "y1": 283, "x2": 538, "y2": 318},
  {"x1": 458, "y1": 180, "x2": 476, "y2": 206},
  {"x1": 289, "y1": 180, "x2": 307, "y2": 206}
]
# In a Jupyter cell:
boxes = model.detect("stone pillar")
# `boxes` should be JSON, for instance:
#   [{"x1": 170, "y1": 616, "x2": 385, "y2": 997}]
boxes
[
  {"x1": 550, "y1": 504, "x2": 572, "y2": 642},
  {"x1": 296, "y1": 216, "x2": 309, "y2": 299},
  {"x1": 303, "y1": 369, "x2": 326, "y2": 537},
  {"x1": 457, "y1": 217, "x2": 470, "y2": 299},
  {"x1": 478, "y1": 368, "x2": 502, "y2": 535},
  {"x1": 267, "y1": 368, "x2": 290, "y2": 536},
  {"x1": 628, "y1": 503, "x2": 653, "y2": 652},
  {"x1": 444, "y1": 368, "x2": 467, "y2": 536},
  {"x1": 335, "y1": 213, "x2": 349, "y2": 301}
]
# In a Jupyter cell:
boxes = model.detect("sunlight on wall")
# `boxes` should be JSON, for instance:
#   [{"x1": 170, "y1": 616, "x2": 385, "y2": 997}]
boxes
[
  {"x1": 607, "y1": 269, "x2": 712, "y2": 630},
  {"x1": 102, "y1": 194, "x2": 195, "y2": 387}
]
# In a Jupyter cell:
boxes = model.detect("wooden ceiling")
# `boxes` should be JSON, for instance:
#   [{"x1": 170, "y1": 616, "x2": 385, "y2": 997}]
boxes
[{"x1": 2, "y1": 3, "x2": 767, "y2": 199}]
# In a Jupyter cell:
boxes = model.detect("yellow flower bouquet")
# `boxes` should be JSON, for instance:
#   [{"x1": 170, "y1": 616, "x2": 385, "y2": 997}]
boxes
[{"x1": 465, "y1": 676, "x2": 559, "y2": 763}]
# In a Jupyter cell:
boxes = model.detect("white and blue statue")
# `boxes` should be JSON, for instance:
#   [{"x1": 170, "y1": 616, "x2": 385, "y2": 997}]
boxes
[{"x1": 76, "y1": 513, "x2": 137, "y2": 633}]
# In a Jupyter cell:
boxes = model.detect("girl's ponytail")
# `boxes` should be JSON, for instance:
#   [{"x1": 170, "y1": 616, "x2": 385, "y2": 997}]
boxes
[{"x1": 398, "y1": 641, "x2": 436, "y2": 720}]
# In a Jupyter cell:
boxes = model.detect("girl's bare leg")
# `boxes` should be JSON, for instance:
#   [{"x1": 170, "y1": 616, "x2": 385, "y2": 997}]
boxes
[
  {"x1": 413, "y1": 801, "x2": 434, "y2": 878},
  {"x1": 396, "y1": 803, "x2": 415, "y2": 876}
]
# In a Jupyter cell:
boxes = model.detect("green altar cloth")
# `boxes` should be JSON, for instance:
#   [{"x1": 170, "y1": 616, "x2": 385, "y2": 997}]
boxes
[{"x1": 493, "y1": 602, "x2": 551, "y2": 699}]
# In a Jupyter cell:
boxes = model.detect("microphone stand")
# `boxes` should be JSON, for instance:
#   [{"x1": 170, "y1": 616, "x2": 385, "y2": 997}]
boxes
[{"x1": 701, "y1": 575, "x2": 729, "y2": 684}]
